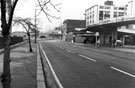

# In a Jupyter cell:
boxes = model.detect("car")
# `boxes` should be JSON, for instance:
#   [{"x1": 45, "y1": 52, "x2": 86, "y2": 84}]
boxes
[{"x1": 116, "y1": 40, "x2": 123, "y2": 46}]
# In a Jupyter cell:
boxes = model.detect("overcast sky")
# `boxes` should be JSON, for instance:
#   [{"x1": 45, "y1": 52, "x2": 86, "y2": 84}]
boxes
[{"x1": 13, "y1": 0, "x2": 133, "y2": 32}]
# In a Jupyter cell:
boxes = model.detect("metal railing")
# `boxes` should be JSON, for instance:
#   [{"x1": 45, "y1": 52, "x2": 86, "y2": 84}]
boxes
[{"x1": 89, "y1": 14, "x2": 135, "y2": 27}]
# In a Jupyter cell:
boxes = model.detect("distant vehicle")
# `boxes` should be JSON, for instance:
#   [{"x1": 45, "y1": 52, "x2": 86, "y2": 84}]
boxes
[
  {"x1": 116, "y1": 40, "x2": 123, "y2": 46},
  {"x1": 40, "y1": 35, "x2": 46, "y2": 38}
]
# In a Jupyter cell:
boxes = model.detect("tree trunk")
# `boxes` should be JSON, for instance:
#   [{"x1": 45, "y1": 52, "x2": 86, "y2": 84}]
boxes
[
  {"x1": 1, "y1": 34, "x2": 11, "y2": 88},
  {"x1": 28, "y1": 33, "x2": 33, "y2": 52}
]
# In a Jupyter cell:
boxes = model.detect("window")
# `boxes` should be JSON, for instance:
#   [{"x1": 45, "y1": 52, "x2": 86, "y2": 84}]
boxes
[
  {"x1": 105, "y1": 6, "x2": 110, "y2": 9},
  {"x1": 113, "y1": 12, "x2": 117, "y2": 17},
  {"x1": 99, "y1": 11, "x2": 103, "y2": 20},
  {"x1": 118, "y1": 12, "x2": 124, "y2": 16},
  {"x1": 119, "y1": 7, "x2": 125, "y2": 10},
  {"x1": 104, "y1": 11, "x2": 110, "y2": 19},
  {"x1": 100, "y1": 6, "x2": 104, "y2": 9},
  {"x1": 114, "y1": 7, "x2": 117, "y2": 10}
]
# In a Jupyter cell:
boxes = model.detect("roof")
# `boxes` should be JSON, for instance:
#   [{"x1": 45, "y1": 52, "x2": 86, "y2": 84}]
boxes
[{"x1": 63, "y1": 19, "x2": 85, "y2": 24}]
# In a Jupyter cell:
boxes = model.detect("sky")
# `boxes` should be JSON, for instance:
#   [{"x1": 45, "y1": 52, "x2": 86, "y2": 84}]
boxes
[{"x1": 13, "y1": 0, "x2": 133, "y2": 32}]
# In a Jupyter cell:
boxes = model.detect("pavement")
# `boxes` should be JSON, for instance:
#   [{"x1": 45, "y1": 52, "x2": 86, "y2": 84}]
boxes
[
  {"x1": 66, "y1": 42, "x2": 135, "y2": 53},
  {"x1": 0, "y1": 41, "x2": 42, "y2": 88}
]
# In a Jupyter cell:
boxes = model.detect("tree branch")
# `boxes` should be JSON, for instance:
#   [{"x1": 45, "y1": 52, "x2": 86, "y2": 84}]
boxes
[
  {"x1": 49, "y1": 2, "x2": 61, "y2": 13},
  {"x1": 38, "y1": 0, "x2": 52, "y2": 22},
  {"x1": 8, "y1": 0, "x2": 19, "y2": 29},
  {"x1": 1, "y1": 0, "x2": 7, "y2": 27},
  {"x1": 37, "y1": 0, "x2": 61, "y2": 22}
]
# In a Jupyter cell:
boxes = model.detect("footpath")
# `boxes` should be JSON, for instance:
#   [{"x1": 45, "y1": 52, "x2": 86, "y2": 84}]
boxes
[
  {"x1": 66, "y1": 42, "x2": 135, "y2": 53},
  {"x1": 0, "y1": 42, "x2": 38, "y2": 88}
]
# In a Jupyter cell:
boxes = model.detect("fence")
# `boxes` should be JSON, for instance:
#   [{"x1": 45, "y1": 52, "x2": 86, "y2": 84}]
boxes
[{"x1": 0, "y1": 37, "x2": 23, "y2": 49}]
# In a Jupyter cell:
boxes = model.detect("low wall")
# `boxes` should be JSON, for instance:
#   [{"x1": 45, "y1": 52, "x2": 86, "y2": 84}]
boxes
[{"x1": 0, "y1": 37, "x2": 23, "y2": 49}]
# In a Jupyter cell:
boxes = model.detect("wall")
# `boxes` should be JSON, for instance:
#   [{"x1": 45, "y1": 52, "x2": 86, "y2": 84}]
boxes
[
  {"x1": 75, "y1": 36, "x2": 86, "y2": 43},
  {"x1": 0, "y1": 37, "x2": 23, "y2": 49}
]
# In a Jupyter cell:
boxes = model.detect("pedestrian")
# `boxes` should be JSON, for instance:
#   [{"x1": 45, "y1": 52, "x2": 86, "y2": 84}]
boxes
[
  {"x1": 97, "y1": 39, "x2": 100, "y2": 48},
  {"x1": 112, "y1": 39, "x2": 116, "y2": 48}
]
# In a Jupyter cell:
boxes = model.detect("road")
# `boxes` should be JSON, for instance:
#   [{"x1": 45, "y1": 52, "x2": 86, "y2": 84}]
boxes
[{"x1": 40, "y1": 40, "x2": 135, "y2": 88}]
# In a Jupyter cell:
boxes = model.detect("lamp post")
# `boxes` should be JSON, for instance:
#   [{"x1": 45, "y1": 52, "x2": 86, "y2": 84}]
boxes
[
  {"x1": 34, "y1": 9, "x2": 40, "y2": 43},
  {"x1": 35, "y1": 9, "x2": 37, "y2": 43}
]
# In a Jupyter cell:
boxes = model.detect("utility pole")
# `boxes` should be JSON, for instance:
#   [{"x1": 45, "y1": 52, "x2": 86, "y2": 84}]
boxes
[{"x1": 35, "y1": 9, "x2": 37, "y2": 43}]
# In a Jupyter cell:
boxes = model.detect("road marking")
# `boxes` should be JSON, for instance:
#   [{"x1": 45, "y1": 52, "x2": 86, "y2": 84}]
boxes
[
  {"x1": 111, "y1": 66, "x2": 135, "y2": 78},
  {"x1": 71, "y1": 51, "x2": 75, "y2": 53},
  {"x1": 66, "y1": 49, "x2": 72, "y2": 53},
  {"x1": 79, "y1": 54, "x2": 96, "y2": 62},
  {"x1": 39, "y1": 43, "x2": 63, "y2": 88},
  {"x1": 59, "y1": 47, "x2": 64, "y2": 49}
]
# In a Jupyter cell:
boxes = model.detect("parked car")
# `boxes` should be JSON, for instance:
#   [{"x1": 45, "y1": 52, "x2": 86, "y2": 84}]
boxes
[{"x1": 116, "y1": 40, "x2": 123, "y2": 46}]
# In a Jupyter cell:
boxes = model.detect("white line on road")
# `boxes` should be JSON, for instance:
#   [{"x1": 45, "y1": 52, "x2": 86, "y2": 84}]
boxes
[
  {"x1": 39, "y1": 43, "x2": 63, "y2": 88},
  {"x1": 59, "y1": 47, "x2": 64, "y2": 49},
  {"x1": 71, "y1": 51, "x2": 75, "y2": 53},
  {"x1": 111, "y1": 66, "x2": 135, "y2": 78},
  {"x1": 79, "y1": 54, "x2": 96, "y2": 62},
  {"x1": 66, "y1": 49, "x2": 72, "y2": 53}
]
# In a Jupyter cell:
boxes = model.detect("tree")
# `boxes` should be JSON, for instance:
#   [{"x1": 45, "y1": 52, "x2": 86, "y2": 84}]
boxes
[
  {"x1": 37, "y1": 0, "x2": 61, "y2": 22},
  {"x1": 0, "y1": 0, "x2": 61, "y2": 88},
  {"x1": 0, "y1": 0, "x2": 18, "y2": 88},
  {"x1": 13, "y1": 17, "x2": 36, "y2": 52}
]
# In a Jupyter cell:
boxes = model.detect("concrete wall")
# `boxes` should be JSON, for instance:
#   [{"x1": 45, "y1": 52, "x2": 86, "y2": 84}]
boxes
[{"x1": 0, "y1": 37, "x2": 23, "y2": 49}]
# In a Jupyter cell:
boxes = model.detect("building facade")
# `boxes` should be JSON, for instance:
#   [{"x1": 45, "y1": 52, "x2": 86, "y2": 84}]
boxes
[
  {"x1": 85, "y1": 0, "x2": 135, "y2": 45},
  {"x1": 85, "y1": 0, "x2": 126, "y2": 27},
  {"x1": 62, "y1": 19, "x2": 86, "y2": 42}
]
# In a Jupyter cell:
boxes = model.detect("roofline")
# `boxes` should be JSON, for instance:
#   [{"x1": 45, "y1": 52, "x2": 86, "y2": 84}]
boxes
[{"x1": 63, "y1": 19, "x2": 86, "y2": 24}]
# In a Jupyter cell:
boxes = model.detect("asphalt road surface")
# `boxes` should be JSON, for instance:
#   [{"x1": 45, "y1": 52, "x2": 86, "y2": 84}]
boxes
[{"x1": 40, "y1": 40, "x2": 135, "y2": 88}]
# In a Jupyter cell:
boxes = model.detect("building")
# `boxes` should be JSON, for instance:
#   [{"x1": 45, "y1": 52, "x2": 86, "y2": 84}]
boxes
[
  {"x1": 62, "y1": 19, "x2": 87, "y2": 42},
  {"x1": 126, "y1": 0, "x2": 135, "y2": 15},
  {"x1": 85, "y1": 0, "x2": 135, "y2": 45},
  {"x1": 11, "y1": 31, "x2": 27, "y2": 38},
  {"x1": 85, "y1": 0, "x2": 126, "y2": 27}
]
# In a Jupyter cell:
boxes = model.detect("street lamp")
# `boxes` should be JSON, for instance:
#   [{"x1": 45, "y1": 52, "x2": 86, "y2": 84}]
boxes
[
  {"x1": 35, "y1": 9, "x2": 37, "y2": 43},
  {"x1": 34, "y1": 9, "x2": 40, "y2": 43}
]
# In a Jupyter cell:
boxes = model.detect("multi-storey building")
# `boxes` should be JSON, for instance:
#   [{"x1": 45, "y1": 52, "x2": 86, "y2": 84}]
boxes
[
  {"x1": 126, "y1": 0, "x2": 135, "y2": 15},
  {"x1": 85, "y1": 0, "x2": 135, "y2": 45},
  {"x1": 85, "y1": 0, "x2": 126, "y2": 27}
]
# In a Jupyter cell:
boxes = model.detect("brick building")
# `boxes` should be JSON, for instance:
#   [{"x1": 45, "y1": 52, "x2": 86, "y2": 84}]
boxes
[{"x1": 62, "y1": 19, "x2": 87, "y2": 42}]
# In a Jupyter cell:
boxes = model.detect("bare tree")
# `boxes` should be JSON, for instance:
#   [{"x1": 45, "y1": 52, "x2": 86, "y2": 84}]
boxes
[
  {"x1": 0, "y1": 0, "x2": 61, "y2": 88},
  {"x1": 0, "y1": 0, "x2": 18, "y2": 88},
  {"x1": 13, "y1": 17, "x2": 36, "y2": 52},
  {"x1": 37, "y1": 0, "x2": 61, "y2": 22}
]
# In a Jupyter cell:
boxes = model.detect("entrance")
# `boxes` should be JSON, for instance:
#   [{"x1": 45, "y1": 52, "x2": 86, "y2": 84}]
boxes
[
  {"x1": 109, "y1": 36, "x2": 112, "y2": 45},
  {"x1": 125, "y1": 37, "x2": 132, "y2": 45}
]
